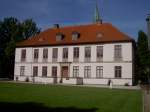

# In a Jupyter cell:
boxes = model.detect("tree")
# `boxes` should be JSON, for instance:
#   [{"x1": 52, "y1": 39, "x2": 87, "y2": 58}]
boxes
[
  {"x1": 137, "y1": 30, "x2": 150, "y2": 83},
  {"x1": 0, "y1": 17, "x2": 40, "y2": 78},
  {"x1": 21, "y1": 19, "x2": 40, "y2": 39}
]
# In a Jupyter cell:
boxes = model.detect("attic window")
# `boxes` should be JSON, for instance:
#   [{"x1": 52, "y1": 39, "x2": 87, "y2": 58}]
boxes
[
  {"x1": 56, "y1": 33, "x2": 64, "y2": 41},
  {"x1": 38, "y1": 38, "x2": 44, "y2": 42},
  {"x1": 96, "y1": 32, "x2": 103, "y2": 40},
  {"x1": 72, "y1": 32, "x2": 80, "y2": 41}
]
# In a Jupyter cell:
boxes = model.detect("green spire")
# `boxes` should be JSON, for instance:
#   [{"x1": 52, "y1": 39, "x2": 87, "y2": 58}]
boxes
[{"x1": 94, "y1": 1, "x2": 102, "y2": 23}]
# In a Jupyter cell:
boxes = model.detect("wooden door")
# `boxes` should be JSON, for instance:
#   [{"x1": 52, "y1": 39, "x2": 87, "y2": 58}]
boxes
[{"x1": 62, "y1": 66, "x2": 68, "y2": 78}]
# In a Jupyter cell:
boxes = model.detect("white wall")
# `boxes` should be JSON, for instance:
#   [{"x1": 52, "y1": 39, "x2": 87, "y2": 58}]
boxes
[{"x1": 14, "y1": 42, "x2": 133, "y2": 85}]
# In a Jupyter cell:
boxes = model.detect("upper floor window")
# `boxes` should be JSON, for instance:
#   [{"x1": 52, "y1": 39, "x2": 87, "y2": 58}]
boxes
[
  {"x1": 85, "y1": 47, "x2": 91, "y2": 62},
  {"x1": 42, "y1": 66, "x2": 47, "y2": 77},
  {"x1": 84, "y1": 66, "x2": 91, "y2": 78},
  {"x1": 56, "y1": 33, "x2": 64, "y2": 41},
  {"x1": 115, "y1": 66, "x2": 122, "y2": 78},
  {"x1": 73, "y1": 66, "x2": 79, "y2": 78},
  {"x1": 114, "y1": 45, "x2": 122, "y2": 61},
  {"x1": 33, "y1": 66, "x2": 38, "y2": 77},
  {"x1": 43, "y1": 48, "x2": 48, "y2": 60},
  {"x1": 52, "y1": 48, "x2": 58, "y2": 62},
  {"x1": 97, "y1": 46, "x2": 103, "y2": 61},
  {"x1": 34, "y1": 49, "x2": 39, "y2": 61},
  {"x1": 73, "y1": 47, "x2": 79, "y2": 62},
  {"x1": 72, "y1": 32, "x2": 80, "y2": 41},
  {"x1": 96, "y1": 66, "x2": 103, "y2": 78},
  {"x1": 20, "y1": 66, "x2": 25, "y2": 76},
  {"x1": 63, "y1": 48, "x2": 68, "y2": 61},
  {"x1": 21, "y1": 49, "x2": 26, "y2": 62}
]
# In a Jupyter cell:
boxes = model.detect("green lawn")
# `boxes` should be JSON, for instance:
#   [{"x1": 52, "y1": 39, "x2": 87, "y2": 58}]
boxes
[{"x1": 0, "y1": 82, "x2": 142, "y2": 112}]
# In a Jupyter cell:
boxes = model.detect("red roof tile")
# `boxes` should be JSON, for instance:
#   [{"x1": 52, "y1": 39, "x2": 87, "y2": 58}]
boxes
[{"x1": 16, "y1": 23, "x2": 134, "y2": 47}]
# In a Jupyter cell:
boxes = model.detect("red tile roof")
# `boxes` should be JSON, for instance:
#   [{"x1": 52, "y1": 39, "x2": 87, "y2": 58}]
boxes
[{"x1": 16, "y1": 23, "x2": 134, "y2": 47}]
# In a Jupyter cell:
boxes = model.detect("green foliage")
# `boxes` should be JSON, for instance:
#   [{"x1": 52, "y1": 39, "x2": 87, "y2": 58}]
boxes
[
  {"x1": 21, "y1": 19, "x2": 40, "y2": 39},
  {"x1": 0, "y1": 17, "x2": 40, "y2": 78},
  {"x1": 137, "y1": 30, "x2": 150, "y2": 82}
]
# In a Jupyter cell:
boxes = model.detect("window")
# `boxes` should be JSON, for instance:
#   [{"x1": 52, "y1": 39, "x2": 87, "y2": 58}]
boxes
[
  {"x1": 33, "y1": 66, "x2": 38, "y2": 77},
  {"x1": 52, "y1": 48, "x2": 58, "y2": 62},
  {"x1": 97, "y1": 46, "x2": 103, "y2": 61},
  {"x1": 114, "y1": 45, "x2": 122, "y2": 61},
  {"x1": 73, "y1": 47, "x2": 79, "y2": 62},
  {"x1": 34, "y1": 49, "x2": 39, "y2": 61},
  {"x1": 42, "y1": 66, "x2": 47, "y2": 77},
  {"x1": 73, "y1": 66, "x2": 79, "y2": 77},
  {"x1": 97, "y1": 33, "x2": 103, "y2": 38},
  {"x1": 43, "y1": 48, "x2": 48, "y2": 60},
  {"x1": 85, "y1": 47, "x2": 91, "y2": 62},
  {"x1": 115, "y1": 66, "x2": 122, "y2": 78},
  {"x1": 21, "y1": 49, "x2": 26, "y2": 61},
  {"x1": 96, "y1": 66, "x2": 103, "y2": 78},
  {"x1": 84, "y1": 66, "x2": 91, "y2": 78},
  {"x1": 56, "y1": 33, "x2": 64, "y2": 41},
  {"x1": 63, "y1": 48, "x2": 68, "y2": 61},
  {"x1": 52, "y1": 66, "x2": 57, "y2": 77},
  {"x1": 20, "y1": 66, "x2": 25, "y2": 76},
  {"x1": 72, "y1": 32, "x2": 79, "y2": 41}
]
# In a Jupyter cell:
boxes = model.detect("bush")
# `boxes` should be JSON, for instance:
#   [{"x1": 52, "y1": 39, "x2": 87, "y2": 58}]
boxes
[
  {"x1": 124, "y1": 83, "x2": 129, "y2": 86},
  {"x1": 25, "y1": 77, "x2": 29, "y2": 82}
]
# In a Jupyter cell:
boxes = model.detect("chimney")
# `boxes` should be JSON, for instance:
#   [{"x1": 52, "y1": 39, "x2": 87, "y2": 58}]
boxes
[
  {"x1": 54, "y1": 24, "x2": 60, "y2": 29},
  {"x1": 146, "y1": 14, "x2": 150, "y2": 50}
]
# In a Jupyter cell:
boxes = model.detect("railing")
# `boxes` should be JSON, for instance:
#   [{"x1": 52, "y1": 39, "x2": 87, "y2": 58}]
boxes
[
  {"x1": 114, "y1": 57, "x2": 122, "y2": 61},
  {"x1": 21, "y1": 58, "x2": 26, "y2": 62},
  {"x1": 96, "y1": 58, "x2": 103, "y2": 62},
  {"x1": 73, "y1": 58, "x2": 79, "y2": 62},
  {"x1": 84, "y1": 58, "x2": 91, "y2": 62},
  {"x1": 62, "y1": 58, "x2": 68, "y2": 62},
  {"x1": 42, "y1": 58, "x2": 48, "y2": 62},
  {"x1": 52, "y1": 58, "x2": 57, "y2": 62}
]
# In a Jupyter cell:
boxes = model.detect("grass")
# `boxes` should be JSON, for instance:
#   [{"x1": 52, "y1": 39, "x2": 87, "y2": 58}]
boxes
[{"x1": 0, "y1": 82, "x2": 142, "y2": 112}]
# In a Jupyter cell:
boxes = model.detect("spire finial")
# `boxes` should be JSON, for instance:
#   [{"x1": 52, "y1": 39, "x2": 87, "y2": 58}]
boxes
[{"x1": 94, "y1": 0, "x2": 102, "y2": 24}]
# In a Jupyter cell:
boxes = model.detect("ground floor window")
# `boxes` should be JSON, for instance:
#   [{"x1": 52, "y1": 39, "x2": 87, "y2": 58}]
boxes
[
  {"x1": 96, "y1": 66, "x2": 103, "y2": 78},
  {"x1": 33, "y1": 66, "x2": 38, "y2": 77},
  {"x1": 115, "y1": 66, "x2": 122, "y2": 78},
  {"x1": 20, "y1": 66, "x2": 25, "y2": 76},
  {"x1": 52, "y1": 66, "x2": 57, "y2": 77},
  {"x1": 42, "y1": 66, "x2": 47, "y2": 77},
  {"x1": 73, "y1": 66, "x2": 79, "y2": 78},
  {"x1": 84, "y1": 66, "x2": 91, "y2": 78}
]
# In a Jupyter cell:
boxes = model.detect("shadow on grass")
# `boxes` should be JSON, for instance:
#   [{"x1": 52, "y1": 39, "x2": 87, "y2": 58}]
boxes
[{"x1": 0, "y1": 102, "x2": 98, "y2": 112}]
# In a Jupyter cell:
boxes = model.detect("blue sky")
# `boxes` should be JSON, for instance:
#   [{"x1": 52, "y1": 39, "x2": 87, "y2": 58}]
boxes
[{"x1": 0, "y1": 0, "x2": 149, "y2": 40}]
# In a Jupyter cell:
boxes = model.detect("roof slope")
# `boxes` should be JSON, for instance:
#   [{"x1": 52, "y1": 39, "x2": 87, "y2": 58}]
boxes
[{"x1": 16, "y1": 23, "x2": 134, "y2": 47}]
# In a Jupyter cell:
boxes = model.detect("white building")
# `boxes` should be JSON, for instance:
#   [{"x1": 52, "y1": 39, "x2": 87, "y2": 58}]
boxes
[{"x1": 14, "y1": 22, "x2": 135, "y2": 86}]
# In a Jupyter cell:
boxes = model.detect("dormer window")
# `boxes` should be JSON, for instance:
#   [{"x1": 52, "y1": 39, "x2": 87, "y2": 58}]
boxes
[
  {"x1": 72, "y1": 31, "x2": 80, "y2": 41},
  {"x1": 56, "y1": 33, "x2": 64, "y2": 41},
  {"x1": 96, "y1": 32, "x2": 103, "y2": 40}
]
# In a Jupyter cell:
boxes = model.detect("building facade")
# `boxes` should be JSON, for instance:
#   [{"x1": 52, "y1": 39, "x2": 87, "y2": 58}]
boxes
[{"x1": 14, "y1": 23, "x2": 135, "y2": 85}]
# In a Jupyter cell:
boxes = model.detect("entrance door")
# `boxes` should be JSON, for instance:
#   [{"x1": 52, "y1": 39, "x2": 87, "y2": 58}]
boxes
[
  {"x1": 61, "y1": 66, "x2": 69, "y2": 78},
  {"x1": 52, "y1": 67, "x2": 57, "y2": 84}
]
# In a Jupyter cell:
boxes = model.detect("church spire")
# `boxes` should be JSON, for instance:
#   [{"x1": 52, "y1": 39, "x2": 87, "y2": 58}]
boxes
[{"x1": 94, "y1": 1, "x2": 102, "y2": 24}]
